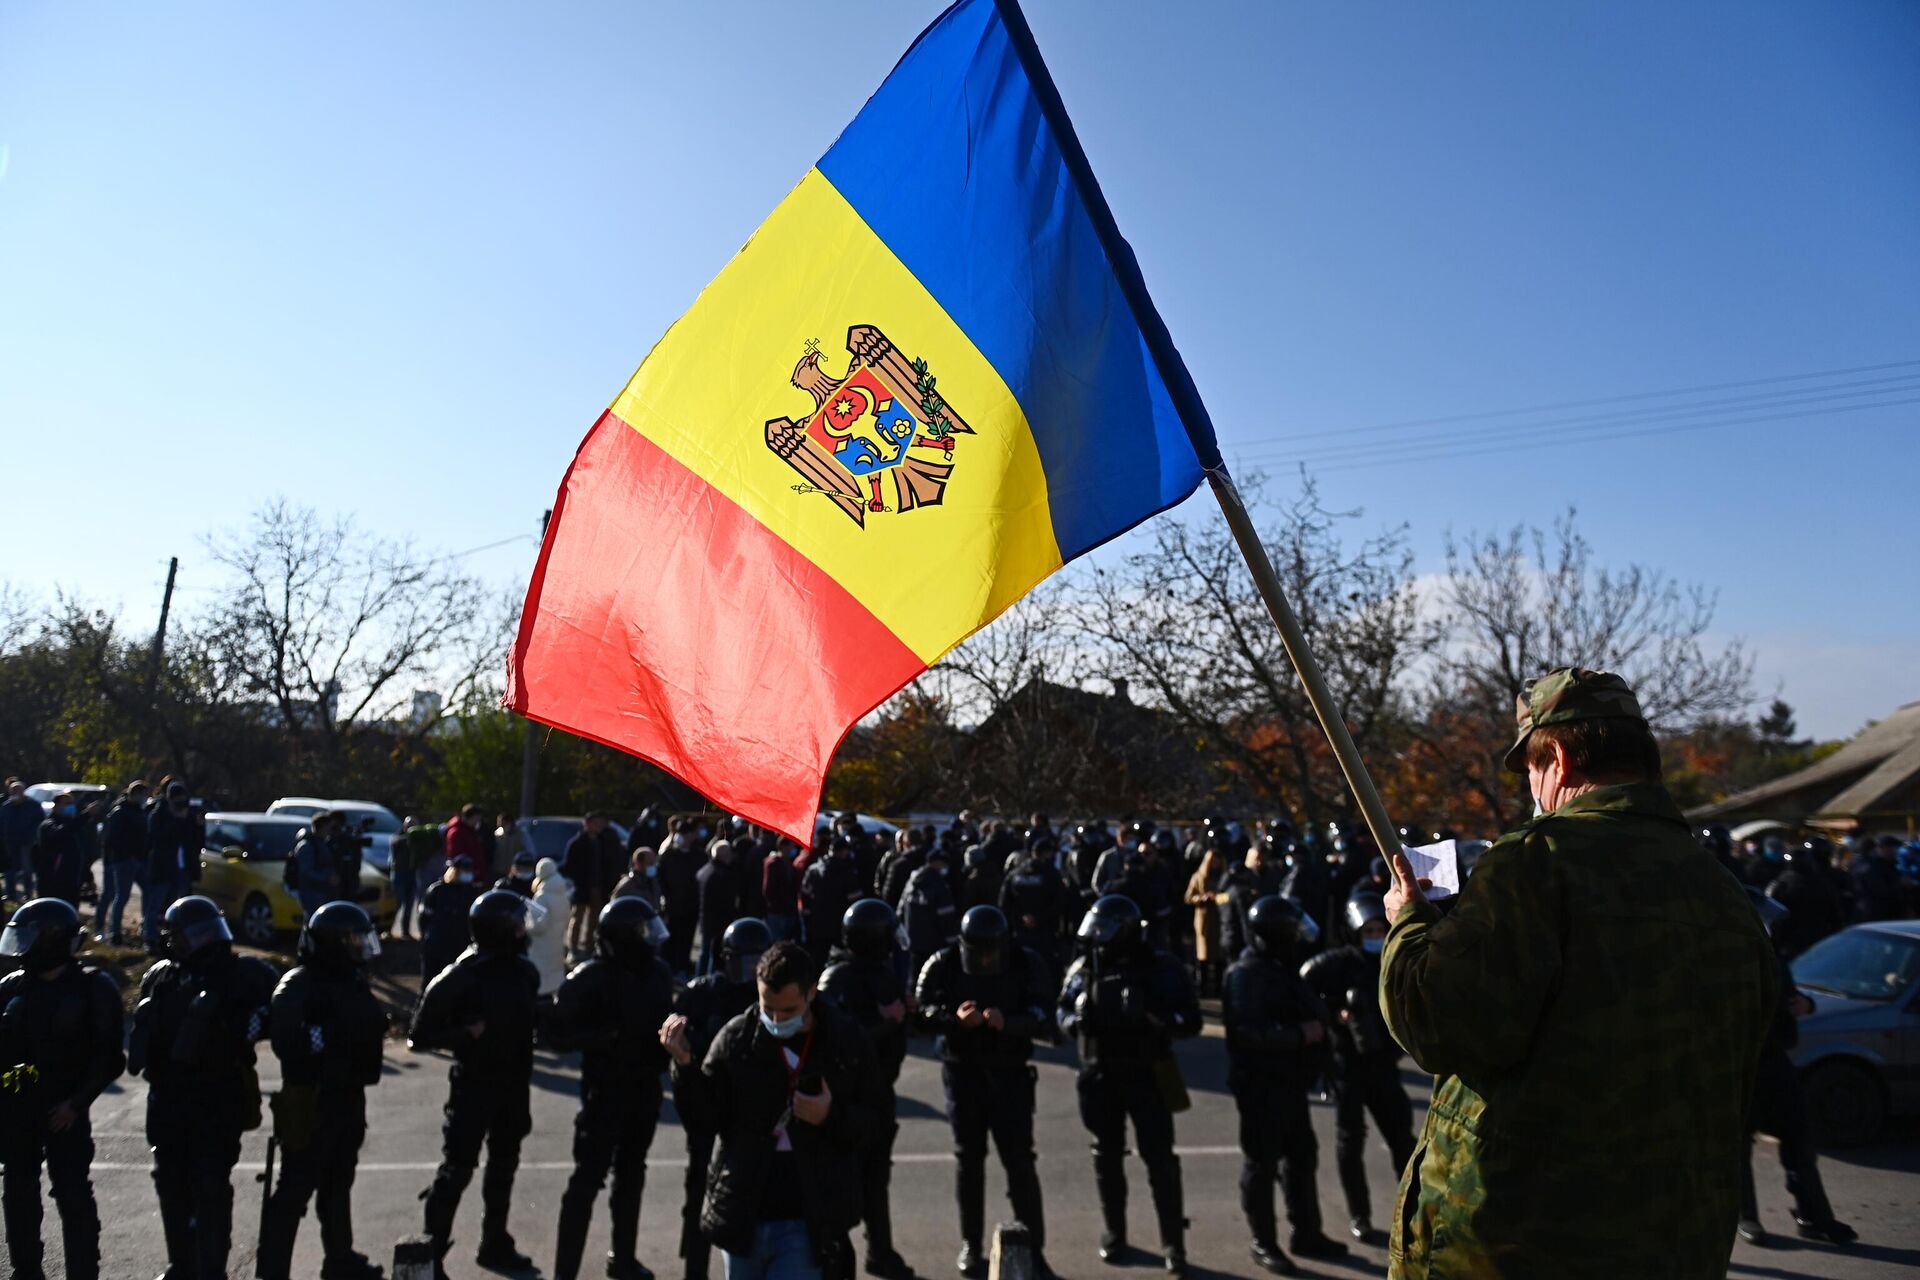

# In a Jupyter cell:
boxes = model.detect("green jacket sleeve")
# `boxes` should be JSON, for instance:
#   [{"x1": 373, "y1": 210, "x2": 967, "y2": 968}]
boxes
[{"x1": 1380, "y1": 830, "x2": 1562, "y2": 1079}]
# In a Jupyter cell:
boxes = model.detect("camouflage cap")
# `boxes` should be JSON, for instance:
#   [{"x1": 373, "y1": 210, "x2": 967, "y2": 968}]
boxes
[{"x1": 1502, "y1": 667, "x2": 1647, "y2": 774}]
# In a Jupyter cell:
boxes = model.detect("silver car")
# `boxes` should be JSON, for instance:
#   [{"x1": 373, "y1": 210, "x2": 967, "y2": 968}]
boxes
[{"x1": 1789, "y1": 919, "x2": 1920, "y2": 1144}]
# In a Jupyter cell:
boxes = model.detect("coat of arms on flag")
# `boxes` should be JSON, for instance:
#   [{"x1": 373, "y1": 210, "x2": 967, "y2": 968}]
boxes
[{"x1": 766, "y1": 325, "x2": 977, "y2": 526}]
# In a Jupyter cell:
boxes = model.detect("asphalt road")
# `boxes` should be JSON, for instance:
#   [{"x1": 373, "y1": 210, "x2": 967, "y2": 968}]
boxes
[{"x1": 29, "y1": 1009, "x2": 1918, "y2": 1280}]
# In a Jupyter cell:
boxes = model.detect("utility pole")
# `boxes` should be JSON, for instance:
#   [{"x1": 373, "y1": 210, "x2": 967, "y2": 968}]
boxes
[
  {"x1": 146, "y1": 556, "x2": 178, "y2": 702},
  {"x1": 518, "y1": 510, "x2": 552, "y2": 819}
]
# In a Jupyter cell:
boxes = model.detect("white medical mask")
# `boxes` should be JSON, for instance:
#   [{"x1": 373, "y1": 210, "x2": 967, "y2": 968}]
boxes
[{"x1": 760, "y1": 1008, "x2": 806, "y2": 1040}]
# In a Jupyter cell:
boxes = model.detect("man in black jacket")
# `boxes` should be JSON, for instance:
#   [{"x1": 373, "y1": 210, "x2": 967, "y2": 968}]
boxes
[
  {"x1": 549, "y1": 896, "x2": 678, "y2": 1280},
  {"x1": 1000, "y1": 839, "x2": 1070, "y2": 974},
  {"x1": 818, "y1": 900, "x2": 912, "y2": 1280},
  {"x1": 412, "y1": 889, "x2": 542, "y2": 1274},
  {"x1": 565, "y1": 814, "x2": 617, "y2": 955},
  {"x1": 659, "y1": 818, "x2": 705, "y2": 975},
  {"x1": 255, "y1": 901, "x2": 388, "y2": 1280},
  {"x1": 418, "y1": 855, "x2": 482, "y2": 986},
  {"x1": 0, "y1": 898, "x2": 125, "y2": 1280},
  {"x1": 1297, "y1": 892, "x2": 1413, "y2": 1245},
  {"x1": 131, "y1": 895, "x2": 280, "y2": 1280},
  {"x1": 900, "y1": 845, "x2": 959, "y2": 981},
  {"x1": 697, "y1": 840, "x2": 742, "y2": 977},
  {"x1": 1224, "y1": 895, "x2": 1347, "y2": 1275},
  {"x1": 1057, "y1": 895, "x2": 1201, "y2": 1276},
  {"x1": 670, "y1": 917, "x2": 772, "y2": 1280},
  {"x1": 31, "y1": 794, "x2": 92, "y2": 907},
  {"x1": 917, "y1": 905, "x2": 1055, "y2": 1280},
  {"x1": 661, "y1": 941, "x2": 884, "y2": 1280},
  {"x1": 145, "y1": 781, "x2": 203, "y2": 953},
  {"x1": 99, "y1": 781, "x2": 150, "y2": 944},
  {"x1": 801, "y1": 838, "x2": 861, "y2": 958}
]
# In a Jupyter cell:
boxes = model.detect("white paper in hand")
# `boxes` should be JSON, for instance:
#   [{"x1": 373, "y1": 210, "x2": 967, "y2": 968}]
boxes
[{"x1": 1405, "y1": 839, "x2": 1461, "y2": 900}]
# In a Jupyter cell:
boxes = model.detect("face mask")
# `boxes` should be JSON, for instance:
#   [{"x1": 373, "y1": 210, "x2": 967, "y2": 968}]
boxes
[
  {"x1": 760, "y1": 1007, "x2": 806, "y2": 1039},
  {"x1": 1361, "y1": 937, "x2": 1385, "y2": 956},
  {"x1": 456, "y1": 871, "x2": 475, "y2": 884},
  {"x1": 58, "y1": 805, "x2": 77, "y2": 819},
  {"x1": 513, "y1": 870, "x2": 533, "y2": 882},
  {"x1": 644, "y1": 864, "x2": 658, "y2": 878}
]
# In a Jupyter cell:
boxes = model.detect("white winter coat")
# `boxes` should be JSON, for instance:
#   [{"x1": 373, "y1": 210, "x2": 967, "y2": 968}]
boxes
[{"x1": 527, "y1": 856, "x2": 573, "y2": 995}]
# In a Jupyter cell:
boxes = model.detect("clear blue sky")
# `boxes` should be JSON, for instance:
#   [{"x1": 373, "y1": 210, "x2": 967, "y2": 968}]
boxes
[{"x1": 2, "y1": 1, "x2": 1915, "y2": 739}]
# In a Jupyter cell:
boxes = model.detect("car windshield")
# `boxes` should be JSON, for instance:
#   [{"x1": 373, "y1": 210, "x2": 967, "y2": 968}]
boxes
[
  {"x1": 243, "y1": 823, "x2": 304, "y2": 862},
  {"x1": 345, "y1": 809, "x2": 402, "y2": 834},
  {"x1": 523, "y1": 819, "x2": 584, "y2": 858},
  {"x1": 1792, "y1": 929, "x2": 1920, "y2": 1003}
]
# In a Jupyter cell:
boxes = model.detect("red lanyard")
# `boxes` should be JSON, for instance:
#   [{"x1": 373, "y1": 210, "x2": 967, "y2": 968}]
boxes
[{"x1": 782, "y1": 1027, "x2": 816, "y2": 1098}]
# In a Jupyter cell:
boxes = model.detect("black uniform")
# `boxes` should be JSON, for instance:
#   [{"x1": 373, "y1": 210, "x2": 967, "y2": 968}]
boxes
[
  {"x1": 0, "y1": 962, "x2": 124, "y2": 1280},
  {"x1": 818, "y1": 946, "x2": 911, "y2": 1270},
  {"x1": 999, "y1": 854, "x2": 1070, "y2": 971},
  {"x1": 901, "y1": 862, "x2": 960, "y2": 977},
  {"x1": 1298, "y1": 945, "x2": 1413, "y2": 1232},
  {"x1": 412, "y1": 947, "x2": 542, "y2": 1264},
  {"x1": 1739, "y1": 955, "x2": 1854, "y2": 1243},
  {"x1": 548, "y1": 950, "x2": 677, "y2": 1280},
  {"x1": 916, "y1": 942, "x2": 1053, "y2": 1258},
  {"x1": 800, "y1": 851, "x2": 860, "y2": 954},
  {"x1": 255, "y1": 958, "x2": 388, "y2": 1279},
  {"x1": 418, "y1": 878, "x2": 482, "y2": 984},
  {"x1": 671, "y1": 972, "x2": 759, "y2": 1280},
  {"x1": 1057, "y1": 945, "x2": 1201, "y2": 1258},
  {"x1": 131, "y1": 947, "x2": 279, "y2": 1278},
  {"x1": 1224, "y1": 945, "x2": 1334, "y2": 1252}
]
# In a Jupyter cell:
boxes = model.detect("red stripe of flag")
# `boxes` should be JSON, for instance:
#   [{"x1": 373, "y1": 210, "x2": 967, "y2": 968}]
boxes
[{"x1": 506, "y1": 411, "x2": 926, "y2": 845}]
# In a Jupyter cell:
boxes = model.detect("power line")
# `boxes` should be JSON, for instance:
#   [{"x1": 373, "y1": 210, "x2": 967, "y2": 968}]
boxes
[
  {"x1": 1233, "y1": 375, "x2": 1920, "y2": 467},
  {"x1": 1268, "y1": 394, "x2": 1917, "y2": 476},
  {"x1": 1232, "y1": 355, "x2": 1920, "y2": 448}
]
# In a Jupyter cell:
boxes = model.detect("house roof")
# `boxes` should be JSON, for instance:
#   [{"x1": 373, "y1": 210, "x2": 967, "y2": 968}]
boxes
[{"x1": 1692, "y1": 700, "x2": 1920, "y2": 821}]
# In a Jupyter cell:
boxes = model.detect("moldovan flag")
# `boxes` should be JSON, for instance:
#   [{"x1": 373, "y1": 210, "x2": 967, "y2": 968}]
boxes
[{"x1": 507, "y1": 0, "x2": 1220, "y2": 846}]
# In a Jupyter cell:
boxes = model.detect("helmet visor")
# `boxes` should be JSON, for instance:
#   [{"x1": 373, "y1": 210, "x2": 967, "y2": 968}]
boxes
[
  {"x1": 347, "y1": 928, "x2": 383, "y2": 962},
  {"x1": 0, "y1": 920, "x2": 35, "y2": 956},
  {"x1": 170, "y1": 915, "x2": 233, "y2": 961},
  {"x1": 723, "y1": 945, "x2": 766, "y2": 985},
  {"x1": 959, "y1": 937, "x2": 1004, "y2": 977},
  {"x1": 643, "y1": 915, "x2": 671, "y2": 950}
]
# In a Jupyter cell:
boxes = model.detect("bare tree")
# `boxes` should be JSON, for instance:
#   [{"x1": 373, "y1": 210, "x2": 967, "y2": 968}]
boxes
[
  {"x1": 1420, "y1": 510, "x2": 1754, "y2": 829},
  {"x1": 1076, "y1": 474, "x2": 1432, "y2": 826},
  {"x1": 198, "y1": 501, "x2": 489, "y2": 738}
]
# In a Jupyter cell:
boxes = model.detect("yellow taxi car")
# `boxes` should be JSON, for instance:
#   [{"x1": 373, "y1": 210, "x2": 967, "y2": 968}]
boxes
[{"x1": 199, "y1": 811, "x2": 397, "y2": 948}]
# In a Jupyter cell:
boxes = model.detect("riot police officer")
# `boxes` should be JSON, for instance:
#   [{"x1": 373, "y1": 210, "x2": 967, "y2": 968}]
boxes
[
  {"x1": 412, "y1": 888, "x2": 542, "y2": 1273},
  {"x1": 549, "y1": 896, "x2": 678, "y2": 1280},
  {"x1": 1057, "y1": 895, "x2": 1200, "y2": 1275},
  {"x1": 130, "y1": 895, "x2": 279, "y2": 1280},
  {"x1": 902, "y1": 843, "x2": 960, "y2": 979},
  {"x1": 1224, "y1": 895, "x2": 1347, "y2": 1275},
  {"x1": 0, "y1": 898, "x2": 124, "y2": 1280},
  {"x1": 669, "y1": 917, "x2": 771, "y2": 1280},
  {"x1": 818, "y1": 898, "x2": 913, "y2": 1279},
  {"x1": 918, "y1": 906, "x2": 1054, "y2": 1280},
  {"x1": 1000, "y1": 837, "x2": 1071, "y2": 973},
  {"x1": 1298, "y1": 892, "x2": 1414, "y2": 1243},
  {"x1": 256, "y1": 900, "x2": 388, "y2": 1280}
]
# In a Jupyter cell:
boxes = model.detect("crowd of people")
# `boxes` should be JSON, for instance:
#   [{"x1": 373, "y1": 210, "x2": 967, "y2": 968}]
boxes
[{"x1": 0, "y1": 752, "x2": 1915, "y2": 1280}]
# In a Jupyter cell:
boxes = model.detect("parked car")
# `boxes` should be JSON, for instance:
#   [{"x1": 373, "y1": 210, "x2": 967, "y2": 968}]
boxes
[
  {"x1": 516, "y1": 816, "x2": 631, "y2": 862},
  {"x1": 266, "y1": 797, "x2": 404, "y2": 871},
  {"x1": 199, "y1": 811, "x2": 396, "y2": 948},
  {"x1": 812, "y1": 810, "x2": 901, "y2": 845},
  {"x1": 1790, "y1": 919, "x2": 1920, "y2": 1144},
  {"x1": 23, "y1": 782, "x2": 113, "y2": 811}
]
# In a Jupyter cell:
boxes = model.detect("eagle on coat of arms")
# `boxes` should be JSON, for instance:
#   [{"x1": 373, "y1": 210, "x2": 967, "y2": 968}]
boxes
[{"x1": 765, "y1": 324, "x2": 975, "y2": 528}]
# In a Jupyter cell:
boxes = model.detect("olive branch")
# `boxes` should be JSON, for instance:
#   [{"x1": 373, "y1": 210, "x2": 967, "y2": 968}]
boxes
[{"x1": 911, "y1": 357, "x2": 957, "y2": 440}]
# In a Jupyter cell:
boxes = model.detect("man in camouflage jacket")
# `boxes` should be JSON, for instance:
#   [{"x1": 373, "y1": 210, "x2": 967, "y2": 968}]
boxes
[{"x1": 1379, "y1": 668, "x2": 1776, "y2": 1279}]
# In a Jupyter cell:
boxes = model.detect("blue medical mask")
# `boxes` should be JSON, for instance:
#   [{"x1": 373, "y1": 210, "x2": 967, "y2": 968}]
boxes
[
  {"x1": 58, "y1": 805, "x2": 77, "y2": 819},
  {"x1": 760, "y1": 1007, "x2": 806, "y2": 1040},
  {"x1": 644, "y1": 864, "x2": 658, "y2": 878},
  {"x1": 1361, "y1": 937, "x2": 1384, "y2": 956}
]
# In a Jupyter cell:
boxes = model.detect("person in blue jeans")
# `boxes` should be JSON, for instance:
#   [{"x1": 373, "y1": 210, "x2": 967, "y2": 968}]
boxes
[
  {"x1": 144, "y1": 781, "x2": 202, "y2": 953},
  {"x1": 662, "y1": 941, "x2": 884, "y2": 1280},
  {"x1": 98, "y1": 782, "x2": 150, "y2": 944},
  {"x1": 290, "y1": 812, "x2": 341, "y2": 921},
  {"x1": 0, "y1": 777, "x2": 42, "y2": 903}
]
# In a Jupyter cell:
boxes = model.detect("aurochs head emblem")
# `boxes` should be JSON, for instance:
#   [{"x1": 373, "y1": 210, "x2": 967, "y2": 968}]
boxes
[{"x1": 765, "y1": 324, "x2": 975, "y2": 528}]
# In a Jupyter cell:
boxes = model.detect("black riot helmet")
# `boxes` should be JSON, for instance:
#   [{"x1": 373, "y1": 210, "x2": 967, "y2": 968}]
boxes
[
  {"x1": 1076, "y1": 894, "x2": 1145, "y2": 962},
  {"x1": 1344, "y1": 891, "x2": 1387, "y2": 936},
  {"x1": 1801, "y1": 836, "x2": 1836, "y2": 866},
  {"x1": 1249, "y1": 895, "x2": 1319, "y2": 960},
  {"x1": 469, "y1": 888, "x2": 532, "y2": 954},
  {"x1": 597, "y1": 895, "x2": 670, "y2": 967},
  {"x1": 163, "y1": 894, "x2": 233, "y2": 962},
  {"x1": 299, "y1": 901, "x2": 380, "y2": 970},
  {"x1": 0, "y1": 897, "x2": 84, "y2": 974},
  {"x1": 719, "y1": 917, "x2": 773, "y2": 985},
  {"x1": 842, "y1": 897, "x2": 901, "y2": 963},
  {"x1": 1698, "y1": 825, "x2": 1733, "y2": 859},
  {"x1": 959, "y1": 905, "x2": 1010, "y2": 976}
]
